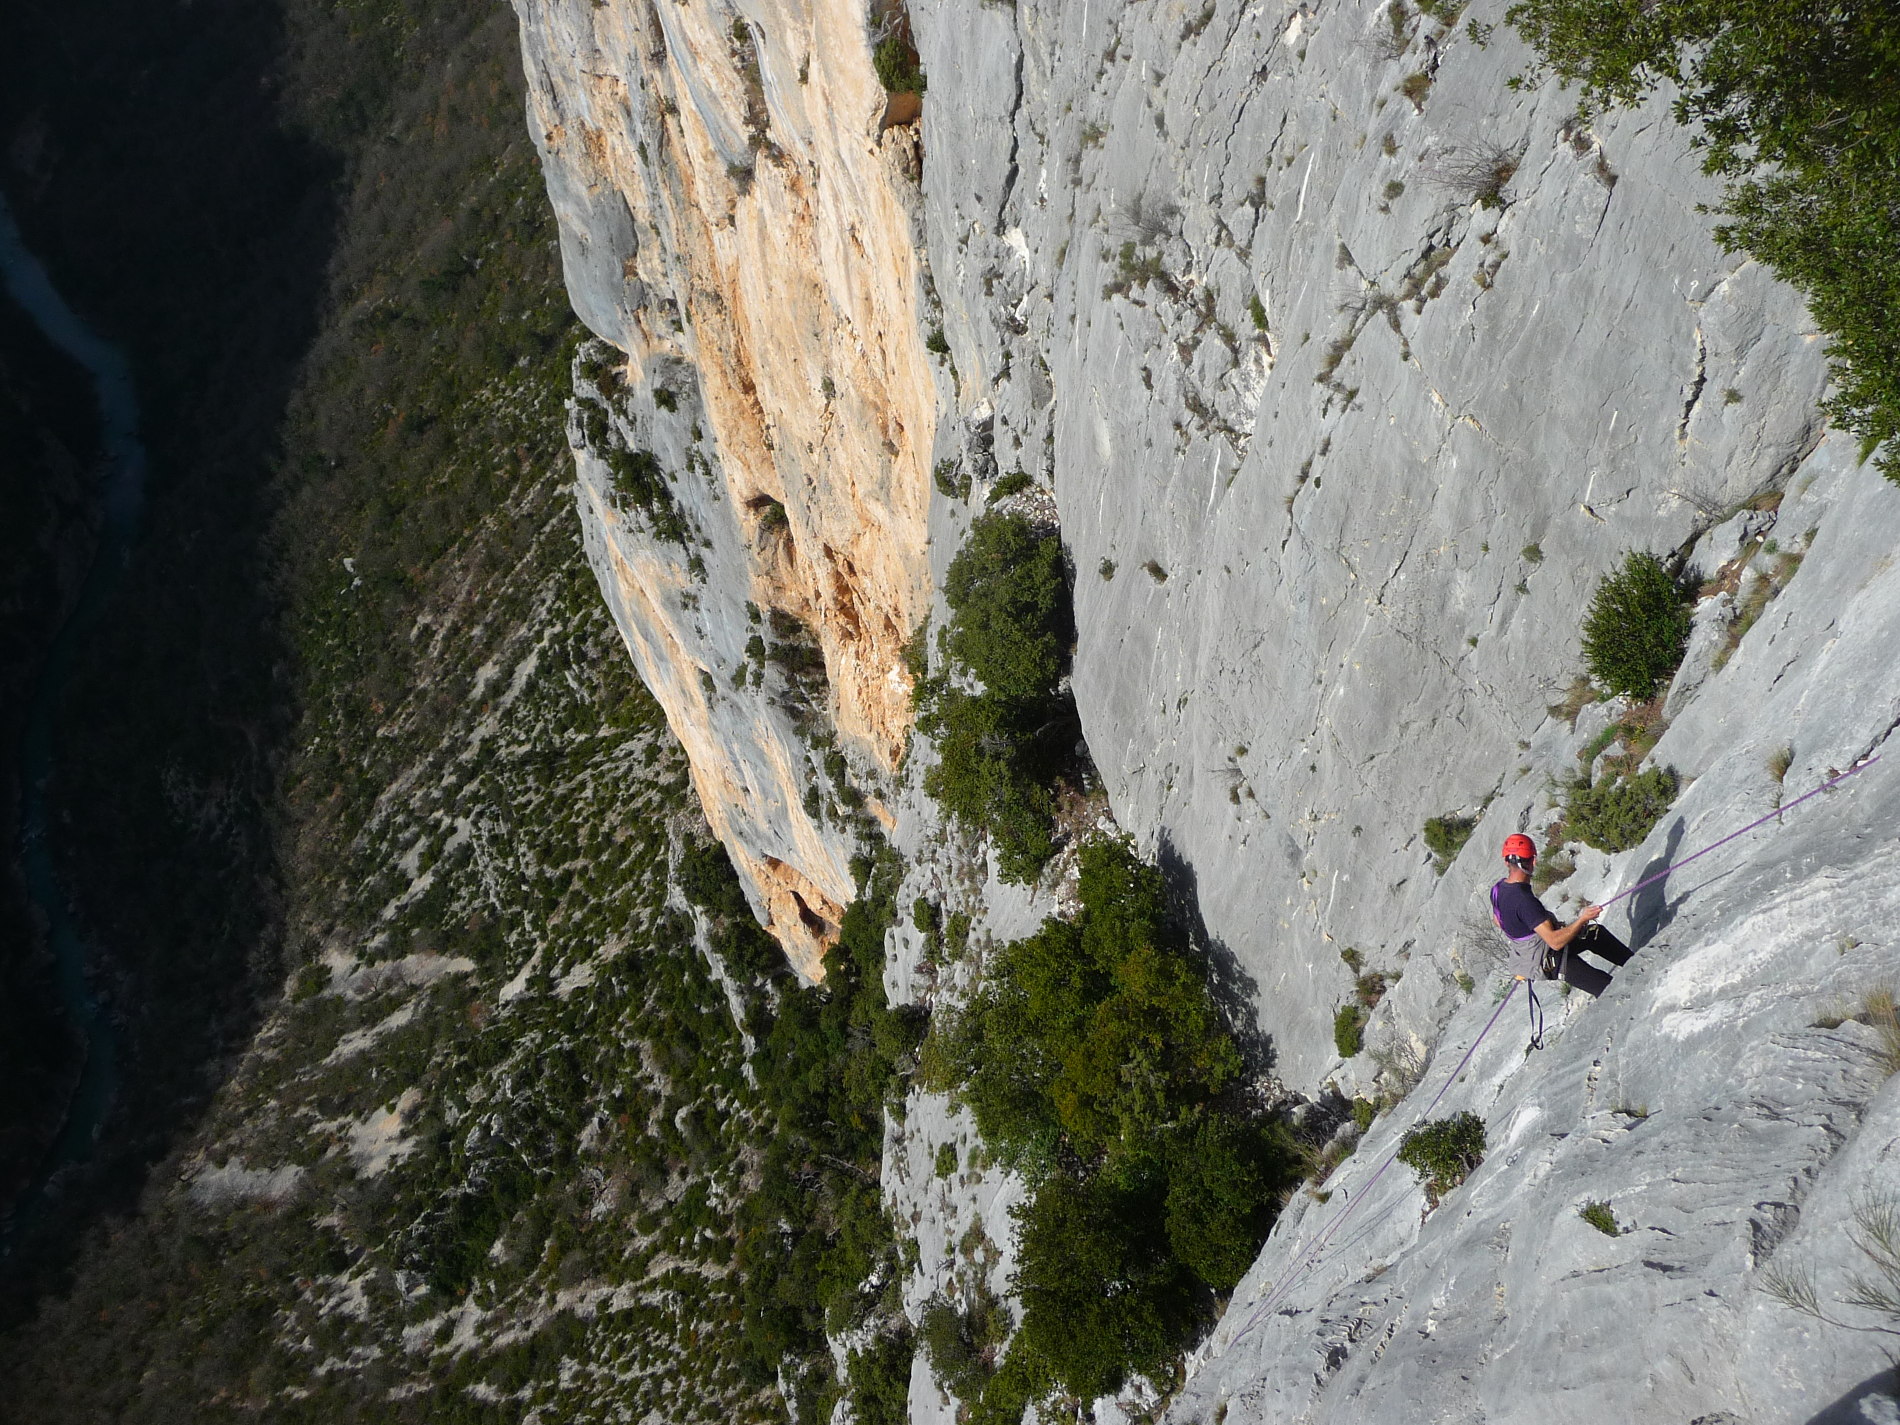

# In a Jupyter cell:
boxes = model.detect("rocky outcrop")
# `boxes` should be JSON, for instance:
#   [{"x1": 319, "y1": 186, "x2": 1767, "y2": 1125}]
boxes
[
  {"x1": 513, "y1": 0, "x2": 939, "y2": 973},
  {"x1": 1170, "y1": 434, "x2": 1900, "y2": 1425}
]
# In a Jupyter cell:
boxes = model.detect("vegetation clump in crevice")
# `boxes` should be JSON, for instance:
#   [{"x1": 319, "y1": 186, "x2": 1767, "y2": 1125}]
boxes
[
  {"x1": 1422, "y1": 137, "x2": 1520, "y2": 207},
  {"x1": 918, "y1": 1282, "x2": 1011, "y2": 1407},
  {"x1": 575, "y1": 387, "x2": 694, "y2": 546},
  {"x1": 869, "y1": 1, "x2": 927, "y2": 93},
  {"x1": 921, "y1": 840, "x2": 1299, "y2": 1410},
  {"x1": 1560, "y1": 764, "x2": 1679, "y2": 854},
  {"x1": 916, "y1": 511, "x2": 1085, "y2": 883},
  {"x1": 1579, "y1": 1200, "x2": 1623, "y2": 1236},
  {"x1": 1816, "y1": 987, "x2": 1900, "y2": 1078},
  {"x1": 1423, "y1": 812, "x2": 1477, "y2": 872},
  {"x1": 1397, "y1": 1111, "x2": 1487, "y2": 1207},
  {"x1": 762, "y1": 605, "x2": 831, "y2": 730},
  {"x1": 1334, "y1": 1003, "x2": 1368, "y2": 1058}
]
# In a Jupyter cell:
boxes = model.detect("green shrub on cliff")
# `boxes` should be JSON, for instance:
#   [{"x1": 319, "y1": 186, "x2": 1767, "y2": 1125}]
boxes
[
  {"x1": 1162, "y1": 1113, "x2": 1294, "y2": 1291},
  {"x1": 942, "y1": 510, "x2": 1071, "y2": 700},
  {"x1": 1422, "y1": 812, "x2": 1477, "y2": 872},
  {"x1": 1333, "y1": 1003, "x2": 1367, "y2": 1058},
  {"x1": 1580, "y1": 551, "x2": 1692, "y2": 699},
  {"x1": 929, "y1": 841, "x2": 1241, "y2": 1172},
  {"x1": 919, "y1": 1284, "x2": 1010, "y2": 1404},
  {"x1": 872, "y1": 34, "x2": 926, "y2": 94},
  {"x1": 1398, "y1": 1111, "x2": 1487, "y2": 1205},
  {"x1": 924, "y1": 839, "x2": 1297, "y2": 1409},
  {"x1": 920, "y1": 511, "x2": 1082, "y2": 883},
  {"x1": 1562, "y1": 764, "x2": 1679, "y2": 853},
  {"x1": 1506, "y1": 0, "x2": 1900, "y2": 482}
]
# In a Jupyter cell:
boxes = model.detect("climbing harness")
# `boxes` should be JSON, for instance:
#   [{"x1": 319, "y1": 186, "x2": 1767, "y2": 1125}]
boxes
[
  {"x1": 1225, "y1": 756, "x2": 1881, "y2": 1348},
  {"x1": 1488, "y1": 877, "x2": 1550, "y2": 1049}
]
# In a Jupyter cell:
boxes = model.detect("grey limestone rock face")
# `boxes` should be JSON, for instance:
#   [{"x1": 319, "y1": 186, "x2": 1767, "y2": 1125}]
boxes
[
  {"x1": 908, "y1": 0, "x2": 1831, "y2": 1087},
  {"x1": 1166, "y1": 437, "x2": 1900, "y2": 1423}
]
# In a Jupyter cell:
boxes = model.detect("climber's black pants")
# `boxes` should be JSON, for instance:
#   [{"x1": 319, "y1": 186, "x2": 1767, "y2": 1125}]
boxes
[{"x1": 1547, "y1": 924, "x2": 1632, "y2": 998}]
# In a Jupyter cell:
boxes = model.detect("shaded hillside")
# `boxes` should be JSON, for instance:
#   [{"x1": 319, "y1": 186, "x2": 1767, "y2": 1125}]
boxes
[{"x1": 0, "y1": 290, "x2": 100, "y2": 1214}]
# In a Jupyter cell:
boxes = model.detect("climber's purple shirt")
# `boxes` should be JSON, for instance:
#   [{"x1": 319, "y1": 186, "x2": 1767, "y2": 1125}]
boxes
[{"x1": 1490, "y1": 878, "x2": 1554, "y2": 941}]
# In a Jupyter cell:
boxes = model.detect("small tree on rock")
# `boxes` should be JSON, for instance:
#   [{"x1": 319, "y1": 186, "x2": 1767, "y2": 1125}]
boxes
[
  {"x1": 1581, "y1": 551, "x2": 1692, "y2": 699},
  {"x1": 1398, "y1": 1111, "x2": 1487, "y2": 1207}
]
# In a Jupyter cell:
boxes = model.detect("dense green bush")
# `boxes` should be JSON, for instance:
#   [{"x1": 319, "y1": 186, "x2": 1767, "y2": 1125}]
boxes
[
  {"x1": 987, "y1": 470, "x2": 1035, "y2": 504},
  {"x1": 764, "y1": 607, "x2": 829, "y2": 723},
  {"x1": 872, "y1": 34, "x2": 927, "y2": 93},
  {"x1": 846, "y1": 1327, "x2": 916, "y2": 1425},
  {"x1": 1505, "y1": 0, "x2": 1900, "y2": 482},
  {"x1": 928, "y1": 840, "x2": 1241, "y2": 1173},
  {"x1": 1008, "y1": 1172, "x2": 1198, "y2": 1401},
  {"x1": 1162, "y1": 1115, "x2": 1293, "y2": 1291},
  {"x1": 942, "y1": 512, "x2": 1071, "y2": 701},
  {"x1": 1397, "y1": 1111, "x2": 1487, "y2": 1204},
  {"x1": 924, "y1": 695, "x2": 1060, "y2": 882},
  {"x1": 919, "y1": 1286, "x2": 1009, "y2": 1404},
  {"x1": 1562, "y1": 765, "x2": 1679, "y2": 853},
  {"x1": 1579, "y1": 1200, "x2": 1622, "y2": 1236},
  {"x1": 1580, "y1": 551, "x2": 1691, "y2": 698},
  {"x1": 921, "y1": 512, "x2": 1080, "y2": 883},
  {"x1": 1333, "y1": 1003, "x2": 1367, "y2": 1059},
  {"x1": 925, "y1": 840, "x2": 1297, "y2": 1411}
]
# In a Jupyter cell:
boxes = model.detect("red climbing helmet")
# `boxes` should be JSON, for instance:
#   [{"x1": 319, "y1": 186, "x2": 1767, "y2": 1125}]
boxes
[{"x1": 1502, "y1": 833, "x2": 1537, "y2": 863}]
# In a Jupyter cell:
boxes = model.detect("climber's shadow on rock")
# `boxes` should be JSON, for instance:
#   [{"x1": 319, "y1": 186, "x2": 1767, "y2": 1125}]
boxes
[
  {"x1": 1802, "y1": 1368, "x2": 1900, "y2": 1424},
  {"x1": 1626, "y1": 816, "x2": 1687, "y2": 949},
  {"x1": 1157, "y1": 832, "x2": 1274, "y2": 1077}
]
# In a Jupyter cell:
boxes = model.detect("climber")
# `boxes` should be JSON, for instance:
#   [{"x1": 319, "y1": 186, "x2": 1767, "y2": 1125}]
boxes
[{"x1": 1489, "y1": 834, "x2": 1632, "y2": 997}]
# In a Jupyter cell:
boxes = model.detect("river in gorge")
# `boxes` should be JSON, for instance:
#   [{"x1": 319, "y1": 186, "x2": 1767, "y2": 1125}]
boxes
[{"x1": 0, "y1": 191, "x2": 145, "y2": 1254}]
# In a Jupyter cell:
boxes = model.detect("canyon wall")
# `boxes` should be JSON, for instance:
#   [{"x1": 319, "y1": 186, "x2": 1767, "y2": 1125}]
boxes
[
  {"x1": 515, "y1": 0, "x2": 939, "y2": 975},
  {"x1": 905, "y1": 0, "x2": 1830, "y2": 1082}
]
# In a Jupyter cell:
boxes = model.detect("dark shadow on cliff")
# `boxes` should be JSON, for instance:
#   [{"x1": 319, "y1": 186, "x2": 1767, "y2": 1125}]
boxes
[
  {"x1": 1804, "y1": 1368, "x2": 1900, "y2": 1424},
  {"x1": 0, "y1": 297, "x2": 101, "y2": 1227},
  {"x1": 1156, "y1": 832, "x2": 1274, "y2": 1077},
  {"x1": 1625, "y1": 816, "x2": 1687, "y2": 948}
]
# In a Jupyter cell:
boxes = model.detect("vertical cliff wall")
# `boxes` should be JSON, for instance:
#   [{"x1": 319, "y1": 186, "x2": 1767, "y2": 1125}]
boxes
[
  {"x1": 513, "y1": 0, "x2": 938, "y2": 975},
  {"x1": 906, "y1": 0, "x2": 1830, "y2": 1083}
]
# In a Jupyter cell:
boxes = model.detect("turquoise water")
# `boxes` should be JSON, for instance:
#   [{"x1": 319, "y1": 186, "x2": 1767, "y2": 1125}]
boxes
[{"x1": 1, "y1": 191, "x2": 145, "y2": 1252}]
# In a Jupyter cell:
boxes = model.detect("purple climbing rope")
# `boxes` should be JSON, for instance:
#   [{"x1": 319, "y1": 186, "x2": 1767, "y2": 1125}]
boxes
[
  {"x1": 1598, "y1": 756, "x2": 1878, "y2": 909},
  {"x1": 1224, "y1": 757, "x2": 1880, "y2": 1348},
  {"x1": 1228, "y1": 980, "x2": 1521, "y2": 1345}
]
